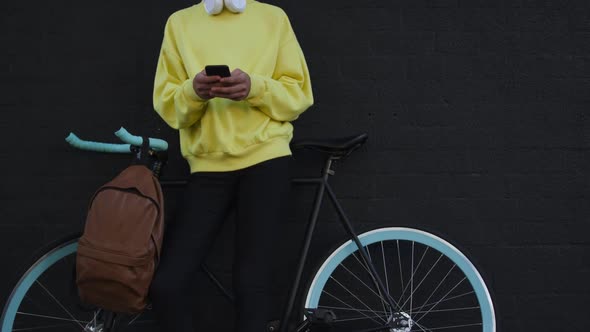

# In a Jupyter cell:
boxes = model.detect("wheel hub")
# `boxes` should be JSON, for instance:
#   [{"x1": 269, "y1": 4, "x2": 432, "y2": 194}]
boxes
[
  {"x1": 83, "y1": 309, "x2": 101, "y2": 332},
  {"x1": 388, "y1": 311, "x2": 413, "y2": 332}
]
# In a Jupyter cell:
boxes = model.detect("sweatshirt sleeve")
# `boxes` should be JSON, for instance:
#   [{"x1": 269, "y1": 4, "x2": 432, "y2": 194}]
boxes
[
  {"x1": 244, "y1": 13, "x2": 314, "y2": 122},
  {"x1": 153, "y1": 17, "x2": 209, "y2": 130}
]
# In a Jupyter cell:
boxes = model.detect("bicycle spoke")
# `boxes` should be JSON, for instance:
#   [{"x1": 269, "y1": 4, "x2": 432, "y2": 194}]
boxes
[
  {"x1": 352, "y1": 252, "x2": 371, "y2": 275},
  {"x1": 12, "y1": 322, "x2": 84, "y2": 331},
  {"x1": 329, "y1": 276, "x2": 387, "y2": 323},
  {"x1": 413, "y1": 264, "x2": 456, "y2": 314},
  {"x1": 15, "y1": 311, "x2": 90, "y2": 324},
  {"x1": 340, "y1": 263, "x2": 390, "y2": 307},
  {"x1": 318, "y1": 305, "x2": 388, "y2": 315},
  {"x1": 410, "y1": 306, "x2": 480, "y2": 314},
  {"x1": 322, "y1": 290, "x2": 384, "y2": 325},
  {"x1": 396, "y1": 240, "x2": 404, "y2": 304},
  {"x1": 399, "y1": 253, "x2": 445, "y2": 310},
  {"x1": 127, "y1": 311, "x2": 144, "y2": 325},
  {"x1": 414, "y1": 277, "x2": 466, "y2": 324},
  {"x1": 376, "y1": 242, "x2": 389, "y2": 319},
  {"x1": 419, "y1": 322, "x2": 482, "y2": 330},
  {"x1": 411, "y1": 290, "x2": 474, "y2": 312},
  {"x1": 397, "y1": 246, "x2": 429, "y2": 304},
  {"x1": 380, "y1": 241, "x2": 389, "y2": 295},
  {"x1": 354, "y1": 326, "x2": 389, "y2": 332},
  {"x1": 333, "y1": 314, "x2": 387, "y2": 323},
  {"x1": 354, "y1": 325, "x2": 393, "y2": 332},
  {"x1": 33, "y1": 280, "x2": 86, "y2": 330},
  {"x1": 410, "y1": 241, "x2": 414, "y2": 316},
  {"x1": 127, "y1": 319, "x2": 158, "y2": 325},
  {"x1": 350, "y1": 247, "x2": 402, "y2": 312}
]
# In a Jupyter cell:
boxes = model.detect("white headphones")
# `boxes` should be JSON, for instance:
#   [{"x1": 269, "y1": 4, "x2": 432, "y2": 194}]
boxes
[{"x1": 203, "y1": 0, "x2": 246, "y2": 15}]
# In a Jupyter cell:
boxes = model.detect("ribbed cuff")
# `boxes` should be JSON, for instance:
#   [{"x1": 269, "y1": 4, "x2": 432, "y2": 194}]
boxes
[
  {"x1": 246, "y1": 73, "x2": 265, "y2": 103},
  {"x1": 183, "y1": 78, "x2": 207, "y2": 102}
]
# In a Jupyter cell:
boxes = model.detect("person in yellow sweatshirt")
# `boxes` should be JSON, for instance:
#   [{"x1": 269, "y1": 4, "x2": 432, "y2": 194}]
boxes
[{"x1": 148, "y1": 0, "x2": 314, "y2": 331}]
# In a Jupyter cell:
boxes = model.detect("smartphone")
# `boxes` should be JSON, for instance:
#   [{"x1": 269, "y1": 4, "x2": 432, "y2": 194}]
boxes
[{"x1": 205, "y1": 65, "x2": 231, "y2": 78}]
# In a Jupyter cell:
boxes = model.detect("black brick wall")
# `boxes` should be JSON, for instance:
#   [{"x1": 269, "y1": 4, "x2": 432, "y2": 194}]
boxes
[{"x1": 1, "y1": 0, "x2": 588, "y2": 331}]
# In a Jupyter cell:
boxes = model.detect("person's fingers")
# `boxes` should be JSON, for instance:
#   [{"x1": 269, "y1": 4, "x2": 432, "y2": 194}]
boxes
[
  {"x1": 210, "y1": 87, "x2": 248, "y2": 99},
  {"x1": 211, "y1": 84, "x2": 245, "y2": 95},
  {"x1": 219, "y1": 71, "x2": 248, "y2": 85},
  {"x1": 199, "y1": 82, "x2": 223, "y2": 89},
  {"x1": 219, "y1": 75, "x2": 240, "y2": 85},
  {"x1": 195, "y1": 73, "x2": 221, "y2": 83}
]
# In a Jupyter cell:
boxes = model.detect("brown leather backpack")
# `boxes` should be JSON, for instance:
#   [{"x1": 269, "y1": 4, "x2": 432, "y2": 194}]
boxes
[{"x1": 76, "y1": 164, "x2": 165, "y2": 314}]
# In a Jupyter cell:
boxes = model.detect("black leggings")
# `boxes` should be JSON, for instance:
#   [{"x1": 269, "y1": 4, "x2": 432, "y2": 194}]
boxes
[{"x1": 148, "y1": 155, "x2": 292, "y2": 332}]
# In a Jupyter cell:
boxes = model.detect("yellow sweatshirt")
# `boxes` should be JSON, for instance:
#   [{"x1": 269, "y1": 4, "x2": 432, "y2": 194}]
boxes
[{"x1": 152, "y1": 0, "x2": 314, "y2": 173}]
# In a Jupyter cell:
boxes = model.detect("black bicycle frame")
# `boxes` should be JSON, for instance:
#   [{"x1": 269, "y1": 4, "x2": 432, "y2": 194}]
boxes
[{"x1": 159, "y1": 156, "x2": 398, "y2": 332}]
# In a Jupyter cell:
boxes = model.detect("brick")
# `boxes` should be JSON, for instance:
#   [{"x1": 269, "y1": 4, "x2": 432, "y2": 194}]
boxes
[
  {"x1": 437, "y1": 173, "x2": 506, "y2": 198},
  {"x1": 399, "y1": 0, "x2": 458, "y2": 8},
  {"x1": 505, "y1": 55, "x2": 574, "y2": 79},
  {"x1": 515, "y1": 295, "x2": 587, "y2": 330},
  {"x1": 510, "y1": 0, "x2": 584, "y2": 8},
  {"x1": 306, "y1": 31, "x2": 372, "y2": 57},
  {"x1": 501, "y1": 221, "x2": 590, "y2": 245},
  {"x1": 494, "y1": 270, "x2": 590, "y2": 294},
  {"x1": 371, "y1": 32, "x2": 436, "y2": 55},
  {"x1": 329, "y1": 173, "x2": 376, "y2": 198},
  {"x1": 510, "y1": 31, "x2": 573, "y2": 55},
  {"x1": 437, "y1": 197, "x2": 520, "y2": 222},
  {"x1": 407, "y1": 55, "x2": 444, "y2": 79},
  {"x1": 505, "y1": 174, "x2": 584, "y2": 198},
  {"x1": 401, "y1": 8, "x2": 462, "y2": 31},
  {"x1": 435, "y1": 32, "x2": 480, "y2": 55},
  {"x1": 505, "y1": 9, "x2": 569, "y2": 32},
  {"x1": 306, "y1": 56, "x2": 340, "y2": 80},
  {"x1": 503, "y1": 79, "x2": 572, "y2": 103},
  {"x1": 444, "y1": 55, "x2": 508, "y2": 79},
  {"x1": 439, "y1": 79, "x2": 505, "y2": 104},
  {"x1": 376, "y1": 174, "x2": 445, "y2": 199},
  {"x1": 495, "y1": 149, "x2": 568, "y2": 173},
  {"x1": 366, "y1": 149, "x2": 472, "y2": 174},
  {"x1": 338, "y1": 55, "x2": 406, "y2": 80},
  {"x1": 478, "y1": 30, "x2": 516, "y2": 55},
  {"x1": 477, "y1": 247, "x2": 590, "y2": 296}
]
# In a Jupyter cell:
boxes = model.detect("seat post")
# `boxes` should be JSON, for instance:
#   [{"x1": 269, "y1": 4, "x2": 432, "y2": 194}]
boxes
[{"x1": 321, "y1": 156, "x2": 338, "y2": 180}]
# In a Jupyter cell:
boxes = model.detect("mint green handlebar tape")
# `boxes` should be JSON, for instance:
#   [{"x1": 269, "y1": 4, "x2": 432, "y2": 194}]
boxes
[
  {"x1": 114, "y1": 127, "x2": 168, "y2": 151},
  {"x1": 65, "y1": 127, "x2": 168, "y2": 153},
  {"x1": 65, "y1": 133, "x2": 133, "y2": 153}
]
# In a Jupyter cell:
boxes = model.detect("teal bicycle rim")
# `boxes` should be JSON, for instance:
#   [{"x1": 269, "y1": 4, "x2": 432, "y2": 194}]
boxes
[
  {"x1": 304, "y1": 227, "x2": 495, "y2": 332},
  {"x1": 1, "y1": 241, "x2": 78, "y2": 332}
]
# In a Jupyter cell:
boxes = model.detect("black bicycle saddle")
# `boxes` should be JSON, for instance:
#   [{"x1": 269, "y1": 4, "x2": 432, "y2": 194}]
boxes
[{"x1": 290, "y1": 133, "x2": 368, "y2": 157}]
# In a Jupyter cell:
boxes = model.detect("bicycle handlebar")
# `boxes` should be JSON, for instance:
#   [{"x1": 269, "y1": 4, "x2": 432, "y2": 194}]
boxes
[{"x1": 65, "y1": 127, "x2": 169, "y2": 153}]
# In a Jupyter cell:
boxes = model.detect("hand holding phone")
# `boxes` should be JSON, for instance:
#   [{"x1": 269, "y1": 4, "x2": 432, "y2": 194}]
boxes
[{"x1": 192, "y1": 69, "x2": 226, "y2": 100}]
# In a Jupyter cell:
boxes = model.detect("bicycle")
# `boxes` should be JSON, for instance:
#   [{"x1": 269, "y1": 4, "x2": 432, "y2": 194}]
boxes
[{"x1": 0, "y1": 127, "x2": 496, "y2": 332}]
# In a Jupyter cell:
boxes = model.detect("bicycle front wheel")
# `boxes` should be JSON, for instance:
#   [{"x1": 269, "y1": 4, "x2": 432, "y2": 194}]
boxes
[
  {"x1": 303, "y1": 227, "x2": 495, "y2": 332},
  {"x1": 0, "y1": 232, "x2": 160, "y2": 332}
]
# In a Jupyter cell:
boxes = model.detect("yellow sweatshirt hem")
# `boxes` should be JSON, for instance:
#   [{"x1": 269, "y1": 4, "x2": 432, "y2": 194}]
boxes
[{"x1": 185, "y1": 135, "x2": 293, "y2": 173}]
